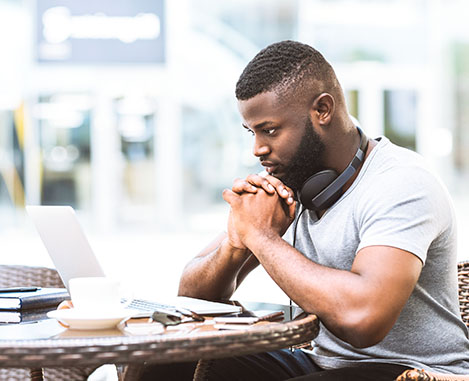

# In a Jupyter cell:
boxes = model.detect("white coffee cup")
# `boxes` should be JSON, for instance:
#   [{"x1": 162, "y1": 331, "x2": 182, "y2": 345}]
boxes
[{"x1": 68, "y1": 277, "x2": 124, "y2": 312}]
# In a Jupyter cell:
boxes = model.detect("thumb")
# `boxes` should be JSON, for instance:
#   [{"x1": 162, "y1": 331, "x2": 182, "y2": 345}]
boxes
[{"x1": 222, "y1": 188, "x2": 239, "y2": 206}]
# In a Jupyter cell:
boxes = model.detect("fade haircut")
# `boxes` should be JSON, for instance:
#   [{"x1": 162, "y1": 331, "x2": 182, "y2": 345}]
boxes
[{"x1": 235, "y1": 40, "x2": 342, "y2": 103}]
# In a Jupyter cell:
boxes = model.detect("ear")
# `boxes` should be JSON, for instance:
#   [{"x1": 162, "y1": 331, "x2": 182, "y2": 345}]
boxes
[{"x1": 311, "y1": 93, "x2": 335, "y2": 126}]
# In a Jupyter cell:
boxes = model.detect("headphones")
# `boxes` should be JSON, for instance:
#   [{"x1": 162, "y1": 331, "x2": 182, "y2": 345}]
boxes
[{"x1": 298, "y1": 127, "x2": 368, "y2": 211}]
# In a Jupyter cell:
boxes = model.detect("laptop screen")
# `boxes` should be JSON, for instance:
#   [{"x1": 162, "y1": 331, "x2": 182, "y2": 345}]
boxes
[{"x1": 26, "y1": 205, "x2": 105, "y2": 290}]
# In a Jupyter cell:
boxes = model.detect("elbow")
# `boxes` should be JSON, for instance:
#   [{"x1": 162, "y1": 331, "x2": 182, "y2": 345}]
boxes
[
  {"x1": 335, "y1": 312, "x2": 392, "y2": 349},
  {"x1": 177, "y1": 271, "x2": 205, "y2": 299},
  {"x1": 177, "y1": 280, "x2": 195, "y2": 298},
  {"x1": 346, "y1": 330, "x2": 386, "y2": 349},
  {"x1": 301, "y1": 306, "x2": 386, "y2": 348},
  {"x1": 177, "y1": 273, "x2": 234, "y2": 301}
]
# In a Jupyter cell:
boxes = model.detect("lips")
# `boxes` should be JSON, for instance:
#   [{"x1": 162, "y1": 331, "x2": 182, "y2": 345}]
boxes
[{"x1": 261, "y1": 161, "x2": 280, "y2": 175}]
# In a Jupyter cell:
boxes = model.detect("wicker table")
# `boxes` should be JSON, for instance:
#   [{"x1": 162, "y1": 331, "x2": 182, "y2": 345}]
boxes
[{"x1": 0, "y1": 302, "x2": 319, "y2": 380}]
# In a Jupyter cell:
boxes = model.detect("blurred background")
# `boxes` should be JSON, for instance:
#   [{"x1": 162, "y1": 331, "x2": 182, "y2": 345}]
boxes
[{"x1": 1, "y1": 0, "x2": 469, "y2": 304}]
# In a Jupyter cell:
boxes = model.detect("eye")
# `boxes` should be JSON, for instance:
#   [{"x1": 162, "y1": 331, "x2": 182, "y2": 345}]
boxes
[{"x1": 263, "y1": 128, "x2": 276, "y2": 135}]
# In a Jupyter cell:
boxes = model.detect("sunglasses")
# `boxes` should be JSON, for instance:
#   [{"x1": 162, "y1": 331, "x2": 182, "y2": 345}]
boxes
[{"x1": 151, "y1": 308, "x2": 204, "y2": 327}]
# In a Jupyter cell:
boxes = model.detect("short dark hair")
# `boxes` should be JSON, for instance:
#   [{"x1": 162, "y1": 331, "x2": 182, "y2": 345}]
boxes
[{"x1": 235, "y1": 40, "x2": 340, "y2": 102}]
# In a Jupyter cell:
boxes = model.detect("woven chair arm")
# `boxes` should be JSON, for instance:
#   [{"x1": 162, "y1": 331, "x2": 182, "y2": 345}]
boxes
[{"x1": 396, "y1": 369, "x2": 469, "y2": 381}]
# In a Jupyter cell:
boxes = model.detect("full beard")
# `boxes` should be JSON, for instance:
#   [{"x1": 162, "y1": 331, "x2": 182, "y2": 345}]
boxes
[{"x1": 278, "y1": 117, "x2": 326, "y2": 193}]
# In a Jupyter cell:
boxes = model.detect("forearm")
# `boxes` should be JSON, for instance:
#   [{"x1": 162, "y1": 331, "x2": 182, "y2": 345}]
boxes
[
  {"x1": 178, "y1": 234, "x2": 254, "y2": 301},
  {"x1": 248, "y1": 236, "x2": 359, "y2": 335},
  {"x1": 246, "y1": 235, "x2": 416, "y2": 348}
]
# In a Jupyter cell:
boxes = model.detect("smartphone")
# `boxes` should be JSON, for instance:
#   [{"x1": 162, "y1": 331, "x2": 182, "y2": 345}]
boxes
[{"x1": 213, "y1": 310, "x2": 284, "y2": 324}]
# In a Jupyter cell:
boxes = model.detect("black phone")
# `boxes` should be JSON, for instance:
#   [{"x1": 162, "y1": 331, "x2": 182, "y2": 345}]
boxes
[{"x1": 213, "y1": 310, "x2": 284, "y2": 324}]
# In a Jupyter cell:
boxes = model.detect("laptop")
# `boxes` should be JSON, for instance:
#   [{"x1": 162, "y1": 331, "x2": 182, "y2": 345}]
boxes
[{"x1": 26, "y1": 205, "x2": 241, "y2": 315}]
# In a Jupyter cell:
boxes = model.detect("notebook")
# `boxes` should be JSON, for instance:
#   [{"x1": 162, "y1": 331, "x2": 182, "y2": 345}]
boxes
[
  {"x1": 0, "y1": 307, "x2": 52, "y2": 324},
  {"x1": 26, "y1": 205, "x2": 241, "y2": 315},
  {"x1": 0, "y1": 287, "x2": 69, "y2": 311}
]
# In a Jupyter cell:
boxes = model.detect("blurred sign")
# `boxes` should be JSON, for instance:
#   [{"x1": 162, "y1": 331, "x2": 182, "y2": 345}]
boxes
[{"x1": 36, "y1": 0, "x2": 165, "y2": 64}]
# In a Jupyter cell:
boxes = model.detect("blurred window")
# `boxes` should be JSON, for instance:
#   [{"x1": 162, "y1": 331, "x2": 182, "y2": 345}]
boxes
[
  {"x1": 0, "y1": 111, "x2": 22, "y2": 220},
  {"x1": 181, "y1": 103, "x2": 260, "y2": 213},
  {"x1": 115, "y1": 96, "x2": 156, "y2": 221},
  {"x1": 192, "y1": 0, "x2": 298, "y2": 52},
  {"x1": 302, "y1": 0, "x2": 427, "y2": 65},
  {"x1": 383, "y1": 89, "x2": 417, "y2": 151},
  {"x1": 346, "y1": 90, "x2": 360, "y2": 120},
  {"x1": 453, "y1": 43, "x2": 469, "y2": 172},
  {"x1": 36, "y1": 94, "x2": 92, "y2": 208}
]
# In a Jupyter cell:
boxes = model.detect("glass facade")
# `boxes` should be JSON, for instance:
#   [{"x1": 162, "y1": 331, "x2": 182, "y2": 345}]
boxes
[
  {"x1": 0, "y1": 0, "x2": 467, "y2": 244},
  {"x1": 384, "y1": 90, "x2": 417, "y2": 151},
  {"x1": 37, "y1": 94, "x2": 92, "y2": 208},
  {"x1": 0, "y1": 111, "x2": 21, "y2": 213},
  {"x1": 1, "y1": 0, "x2": 469, "y2": 305},
  {"x1": 115, "y1": 95, "x2": 157, "y2": 223}
]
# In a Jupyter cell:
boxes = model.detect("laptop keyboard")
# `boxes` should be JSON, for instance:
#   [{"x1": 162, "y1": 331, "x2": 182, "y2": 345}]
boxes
[
  {"x1": 126, "y1": 298, "x2": 176, "y2": 312},
  {"x1": 125, "y1": 297, "x2": 243, "y2": 316}
]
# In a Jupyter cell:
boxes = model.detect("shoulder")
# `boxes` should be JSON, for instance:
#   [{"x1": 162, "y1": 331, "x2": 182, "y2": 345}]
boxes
[
  {"x1": 356, "y1": 138, "x2": 454, "y2": 220},
  {"x1": 352, "y1": 139, "x2": 455, "y2": 262},
  {"x1": 362, "y1": 138, "x2": 447, "y2": 197},
  {"x1": 366, "y1": 137, "x2": 429, "y2": 175}
]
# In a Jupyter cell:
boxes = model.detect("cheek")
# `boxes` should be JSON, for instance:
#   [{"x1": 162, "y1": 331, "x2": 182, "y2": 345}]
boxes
[{"x1": 277, "y1": 138, "x2": 300, "y2": 164}]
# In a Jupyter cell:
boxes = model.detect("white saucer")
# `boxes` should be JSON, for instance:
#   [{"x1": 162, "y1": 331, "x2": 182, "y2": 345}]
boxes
[{"x1": 47, "y1": 308, "x2": 137, "y2": 330}]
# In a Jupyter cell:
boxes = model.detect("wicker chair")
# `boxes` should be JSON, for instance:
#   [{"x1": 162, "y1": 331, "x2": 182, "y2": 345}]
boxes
[
  {"x1": 396, "y1": 261, "x2": 469, "y2": 381},
  {"x1": 0, "y1": 265, "x2": 98, "y2": 381}
]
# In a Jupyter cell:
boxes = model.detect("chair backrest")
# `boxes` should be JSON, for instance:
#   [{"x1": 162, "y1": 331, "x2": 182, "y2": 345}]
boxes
[
  {"x1": 457, "y1": 261, "x2": 469, "y2": 328},
  {"x1": 0, "y1": 264, "x2": 97, "y2": 381},
  {"x1": 0, "y1": 264, "x2": 64, "y2": 288}
]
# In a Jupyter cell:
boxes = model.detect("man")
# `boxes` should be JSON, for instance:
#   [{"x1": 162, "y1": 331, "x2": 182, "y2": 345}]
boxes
[{"x1": 142, "y1": 41, "x2": 469, "y2": 380}]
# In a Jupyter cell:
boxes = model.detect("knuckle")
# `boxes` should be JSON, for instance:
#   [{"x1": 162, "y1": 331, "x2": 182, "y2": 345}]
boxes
[
  {"x1": 246, "y1": 174, "x2": 259, "y2": 183},
  {"x1": 265, "y1": 174, "x2": 280, "y2": 184},
  {"x1": 267, "y1": 177, "x2": 283, "y2": 190}
]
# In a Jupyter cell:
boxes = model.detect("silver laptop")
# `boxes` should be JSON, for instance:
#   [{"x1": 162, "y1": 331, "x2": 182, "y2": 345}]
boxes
[{"x1": 26, "y1": 205, "x2": 241, "y2": 315}]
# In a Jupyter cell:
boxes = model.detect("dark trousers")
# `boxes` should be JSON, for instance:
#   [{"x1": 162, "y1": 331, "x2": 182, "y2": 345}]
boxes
[{"x1": 139, "y1": 349, "x2": 411, "y2": 380}]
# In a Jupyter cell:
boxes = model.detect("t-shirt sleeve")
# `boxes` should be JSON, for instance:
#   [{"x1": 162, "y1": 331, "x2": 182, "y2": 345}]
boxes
[{"x1": 356, "y1": 166, "x2": 453, "y2": 264}]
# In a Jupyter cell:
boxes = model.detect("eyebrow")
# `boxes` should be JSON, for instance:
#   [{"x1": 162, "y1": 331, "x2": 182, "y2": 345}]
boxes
[{"x1": 242, "y1": 121, "x2": 276, "y2": 130}]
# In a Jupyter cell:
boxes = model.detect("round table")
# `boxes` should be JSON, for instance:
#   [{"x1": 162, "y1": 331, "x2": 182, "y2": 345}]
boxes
[{"x1": 0, "y1": 302, "x2": 319, "y2": 380}]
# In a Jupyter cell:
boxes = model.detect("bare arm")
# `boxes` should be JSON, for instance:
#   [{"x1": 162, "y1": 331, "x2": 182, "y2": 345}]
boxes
[
  {"x1": 178, "y1": 173, "x2": 293, "y2": 301},
  {"x1": 224, "y1": 187, "x2": 422, "y2": 348},
  {"x1": 177, "y1": 232, "x2": 259, "y2": 300},
  {"x1": 246, "y1": 235, "x2": 421, "y2": 348}
]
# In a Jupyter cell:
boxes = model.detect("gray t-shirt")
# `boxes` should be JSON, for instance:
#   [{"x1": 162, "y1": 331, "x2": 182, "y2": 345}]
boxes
[{"x1": 285, "y1": 136, "x2": 469, "y2": 374}]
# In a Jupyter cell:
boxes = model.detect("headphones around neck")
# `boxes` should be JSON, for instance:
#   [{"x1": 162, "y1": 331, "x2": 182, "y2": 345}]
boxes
[{"x1": 298, "y1": 127, "x2": 368, "y2": 212}]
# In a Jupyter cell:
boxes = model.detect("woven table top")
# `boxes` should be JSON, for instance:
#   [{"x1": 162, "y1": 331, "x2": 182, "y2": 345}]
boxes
[{"x1": 0, "y1": 308, "x2": 319, "y2": 368}]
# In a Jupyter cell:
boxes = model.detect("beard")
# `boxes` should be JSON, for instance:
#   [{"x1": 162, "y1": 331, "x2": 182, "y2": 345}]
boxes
[{"x1": 278, "y1": 117, "x2": 326, "y2": 193}]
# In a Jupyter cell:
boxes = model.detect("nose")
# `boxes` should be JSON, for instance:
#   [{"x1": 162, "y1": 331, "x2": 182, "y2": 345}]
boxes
[{"x1": 253, "y1": 136, "x2": 270, "y2": 158}]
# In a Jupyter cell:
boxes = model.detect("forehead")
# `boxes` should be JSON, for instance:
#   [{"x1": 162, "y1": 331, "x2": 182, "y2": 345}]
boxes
[{"x1": 237, "y1": 91, "x2": 304, "y2": 128}]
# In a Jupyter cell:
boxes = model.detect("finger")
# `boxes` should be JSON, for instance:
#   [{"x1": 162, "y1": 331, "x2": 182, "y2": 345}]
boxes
[
  {"x1": 232, "y1": 178, "x2": 258, "y2": 194},
  {"x1": 288, "y1": 200, "x2": 297, "y2": 220},
  {"x1": 222, "y1": 189, "x2": 240, "y2": 205},
  {"x1": 246, "y1": 174, "x2": 276, "y2": 194},
  {"x1": 56, "y1": 300, "x2": 73, "y2": 328},
  {"x1": 264, "y1": 175, "x2": 295, "y2": 204},
  {"x1": 58, "y1": 319, "x2": 70, "y2": 328},
  {"x1": 57, "y1": 300, "x2": 73, "y2": 310}
]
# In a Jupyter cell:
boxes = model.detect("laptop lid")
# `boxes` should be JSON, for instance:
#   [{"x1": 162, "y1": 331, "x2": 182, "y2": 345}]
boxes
[{"x1": 26, "y1": 205, "x2": 105, "y2": 290}]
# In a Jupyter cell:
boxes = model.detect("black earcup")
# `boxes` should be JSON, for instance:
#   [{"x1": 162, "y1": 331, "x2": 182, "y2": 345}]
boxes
[
  {"x1": 298, "y1": 127, "x2": 368, "y2": 212},
  {"x1": 299, "y1": 170, "x2": 339, "y2": 211}
]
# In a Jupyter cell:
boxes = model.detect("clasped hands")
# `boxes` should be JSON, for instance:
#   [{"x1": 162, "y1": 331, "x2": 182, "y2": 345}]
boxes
[{"x1": 222, "y1": 174, "x2": 297, "y2": 251}]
